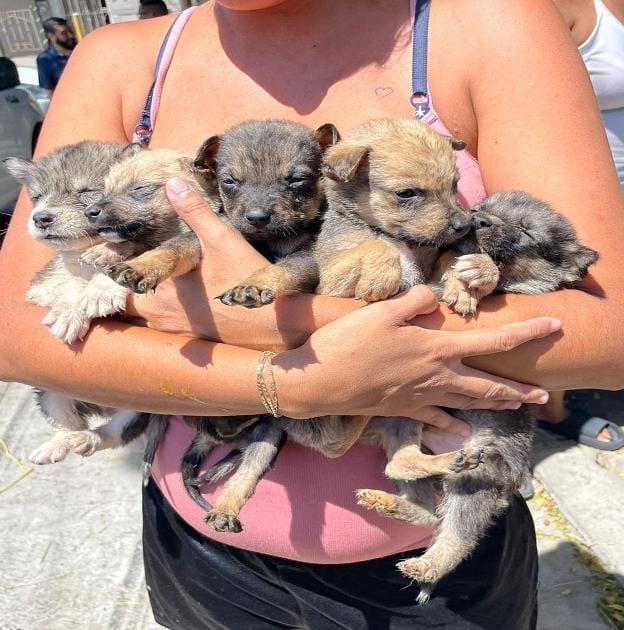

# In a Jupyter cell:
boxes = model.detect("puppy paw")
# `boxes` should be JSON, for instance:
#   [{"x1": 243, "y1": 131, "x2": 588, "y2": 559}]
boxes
[
  {"x1": 104, "y1": 262, "x2": 160, "y2": 294},
  {"x1": 79, "y1": 242, "x2": 135, "y2": 268},
  {"x1": 217, "y1": 285, "x2": 275, "y2": 308},
  {"x1": 448, "y1": 448, "x2": 484, "y2": 473},
  {"x1": 356, "y1": 489, "x2": 397, "y2": 513},
  {"x1": 29, "y1": 435, "x2": 71, "y2": 465},
  {"x1": 397, "y1": 557, "x2": 438, "y2": 584},
  {"x1": 204, "y1": 510, "x2": 243, "y2": 533},
  {"x1": 453, "y1": 254, "x2": 499, "y2": 292},
  {"x1": 64, "y1": 430, "x2": 101, "y2": 457},
  {"x1": 42, "y1": 307, "x2": 90, "y2": 344},
  {"x1": 440, "y1": 271, "x2": 478, "y2": 316}
]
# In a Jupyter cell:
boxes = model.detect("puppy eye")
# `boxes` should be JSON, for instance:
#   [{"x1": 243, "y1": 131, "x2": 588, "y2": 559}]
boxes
[
  {"x1": 130, "y1": 184, "x2": 160, "y2": 199},
  {"x1": 30, "y1": 194, "x2": 41, "y2": 202},
  {"x1": 395, "y1": 188, "x2": 425, "y2": 199},
  {"x1": 286, "y1": 176, "x2": 310, "y2": 187},
  {"x1": 220, "y1": 177, "x2": 239, "y2": 187}
]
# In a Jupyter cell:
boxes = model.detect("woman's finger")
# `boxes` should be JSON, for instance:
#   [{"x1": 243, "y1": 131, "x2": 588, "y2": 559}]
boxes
[
  {"x1": 366, "y1": 286, "x2": 439, "y2": 324},
  {"x1": 452, "y1": 317, "x2": 562, "y2": 358},
  {"x1": 447, "y1": 367, "x2": 549, "y2": 404},
  {"x1": 411, "y1": 406, "x2": 471, "y2": 437},
  {"x1": 165, "y1": 178, "x2": 250, "y2": 253}
]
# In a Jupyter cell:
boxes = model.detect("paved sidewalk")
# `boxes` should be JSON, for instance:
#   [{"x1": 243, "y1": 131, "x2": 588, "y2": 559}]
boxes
[{"x1": 1, "y1": 381, "x2": 622, "y2": 629}]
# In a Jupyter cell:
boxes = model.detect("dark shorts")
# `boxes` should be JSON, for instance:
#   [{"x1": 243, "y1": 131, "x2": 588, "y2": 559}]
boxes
[{"x1": 143, "y1": 480, "x2": 538, "y2": 630}]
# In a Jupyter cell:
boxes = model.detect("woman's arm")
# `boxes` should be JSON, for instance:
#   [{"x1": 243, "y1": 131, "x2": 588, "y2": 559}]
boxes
[{"x1": 0, "y1": 21, "x2": 555, "y2": 428}]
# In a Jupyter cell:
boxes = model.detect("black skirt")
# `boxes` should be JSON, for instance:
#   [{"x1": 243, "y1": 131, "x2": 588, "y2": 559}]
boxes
[{"x1": 143, "y1": 479, "x2": 538, "y2": 630}]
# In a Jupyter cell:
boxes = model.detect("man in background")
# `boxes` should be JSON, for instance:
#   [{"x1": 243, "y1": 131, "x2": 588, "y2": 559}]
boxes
[
  {"x1": 138, "y1": 0, "x2": 169, "y2": 20},
  {"x1": 36, "y1": 18, "x2": 76, "y2": 98}
]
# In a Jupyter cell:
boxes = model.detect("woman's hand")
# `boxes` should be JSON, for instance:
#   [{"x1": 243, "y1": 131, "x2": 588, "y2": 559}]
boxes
[
  {"x1": 274, "y1": 286, "x2": 560, "y2": 436},
  {"x1": 126, "y1": 179, "x2": 360, "y2": 349}
]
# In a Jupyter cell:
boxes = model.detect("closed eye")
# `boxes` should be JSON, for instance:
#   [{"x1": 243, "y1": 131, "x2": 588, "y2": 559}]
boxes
[{"x1": 395, "y1": 188, "x2": 425, "y2": 199}]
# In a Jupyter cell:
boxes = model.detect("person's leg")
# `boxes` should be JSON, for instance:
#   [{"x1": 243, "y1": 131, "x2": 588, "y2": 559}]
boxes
[{"x1": 143, "y1": 480, "x2": 537, "y2": 630}]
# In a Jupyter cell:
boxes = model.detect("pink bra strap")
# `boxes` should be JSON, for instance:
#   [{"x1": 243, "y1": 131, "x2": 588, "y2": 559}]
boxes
[{"x1": 133, "y1": 6, "x2": 198, "y2": 145}]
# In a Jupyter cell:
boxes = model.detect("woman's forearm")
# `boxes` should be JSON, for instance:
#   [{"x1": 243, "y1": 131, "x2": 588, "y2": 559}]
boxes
[
  {"x1": 418, "y1": 287, "x2": 621, "y2": 391},
  {"x1": 0, "y1": 301, "x2": 308, "y2": 417}
]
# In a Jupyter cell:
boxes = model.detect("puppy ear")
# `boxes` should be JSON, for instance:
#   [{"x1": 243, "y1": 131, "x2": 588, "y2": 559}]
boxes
[
  {"x1": 322, "y1": 144, "x2": 369, "y2": 182},
  {"x1": 448, "y1": 136, "x2": 466, "y2": 151},
  {"x1": 195, "y1": 135, "x2": 220, "y2": 172},
  {"x1": 570, "y1": 244, "x2": 599, "y2": 277},
  {"x1": 178, "y1": 157, "x2": 219, "y2": 195},
  {"x1": 313, "y1": 124, "x2": 341, "y2": 151},
  {"x1": 2, "y1": 157, "x2": 34, "y2": 183}
]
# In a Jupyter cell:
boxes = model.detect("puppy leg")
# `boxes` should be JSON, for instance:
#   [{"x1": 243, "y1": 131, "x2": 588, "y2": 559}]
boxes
[
  {"x1": 355, "y1": 480, "x2": 438, "y2": 526},
  {"x1": 205, "y1": 423, "x2": 286, "y2": 533},
  {"x1": 384, "y1": 444, "x2": 483, "y2": 481},
  {"x1": 319, "y1": 241, "x2": 402, "y2": 301},
  {"x1": 63, "y1": 409, "x2": 139, "y2": 457},
  {"x1": 105, "y1": 232, "x2": 200, "y2": 293},
  {"x1": 29, "y1": 391, "x2": 96, "y2": 464},
  {"x1": 218, "y1": 250, "x2": 319, "y2": 308}
]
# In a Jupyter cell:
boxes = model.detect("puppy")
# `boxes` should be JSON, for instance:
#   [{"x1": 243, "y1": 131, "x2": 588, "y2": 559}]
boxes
[
  {"x1": 361, "y1": 191, "x2": 598, "y2": 602},
  {"x1": 202, "y1": 119, "x2": 480, "y2": 534},
  {"x1": 7, "y1": 142, "x2": 217, "y2": 468}
]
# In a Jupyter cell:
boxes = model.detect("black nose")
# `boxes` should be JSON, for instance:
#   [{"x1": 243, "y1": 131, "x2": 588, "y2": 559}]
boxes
[
  {"x1": 85, "y1": 205, "x2": 102, "y2": 220},
  {"x1": 450, "y1": 212, "x2": 470, "y2": 233},
  {"x1": 472, "y1": 213, "x2": 493, "y2": 229},
  {"x1": 32, "y1": 210, "x2": 56, "y2": 229},
  {"x1": 245, "y1": 208, "x2": 271, "y2": 227}
]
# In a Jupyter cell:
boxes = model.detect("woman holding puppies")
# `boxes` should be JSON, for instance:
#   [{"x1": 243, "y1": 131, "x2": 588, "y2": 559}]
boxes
[{"x1": 1, "y1": 0, "x2": 623, "y2": 628}]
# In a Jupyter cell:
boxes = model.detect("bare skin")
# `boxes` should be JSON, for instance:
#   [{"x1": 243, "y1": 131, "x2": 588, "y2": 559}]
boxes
[
  {"x1": 545, "y1": 0, "x2": 624, "y2": 443},
  {"x1": 1, "y1": 1, "x2": 624, "y2": 451}
]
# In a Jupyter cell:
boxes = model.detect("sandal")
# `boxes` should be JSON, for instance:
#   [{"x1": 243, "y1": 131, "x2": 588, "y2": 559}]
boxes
[{"x1": 538, "y1": 408, "x2": 624, "y2": 451}]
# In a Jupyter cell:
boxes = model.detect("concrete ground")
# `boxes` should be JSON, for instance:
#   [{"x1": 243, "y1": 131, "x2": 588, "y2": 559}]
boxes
[{"x1": 1, "y1": 381, "x2": 623, "y2": 629}]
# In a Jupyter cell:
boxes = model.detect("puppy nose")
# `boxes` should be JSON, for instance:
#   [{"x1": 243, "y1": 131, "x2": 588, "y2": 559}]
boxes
[
  {"x1": 85, "y1": 205, "x2": 103, "y2": 220},
  {"x1": 32, "y1": 210, "x2": 56, "y2": 229},
  {"x1": 472, "y1": 213, "x2": 493, "y2": 229},
  {"x1": 450, "y1": 212, "x2": 470, "y2": 233},
  {"x1": 245, "y1": 208, "x2": 271, "y2": 227}
]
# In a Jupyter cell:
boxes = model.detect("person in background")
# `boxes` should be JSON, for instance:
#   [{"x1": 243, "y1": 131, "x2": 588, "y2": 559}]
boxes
[
  {"x1": 538, "y1": 0, "x2": 624, "y2": 455},
  {"x1": 36, "y1": 18, "x2": 76, "y2": 98},
  {"x1": 138, "y1": 0, "x2": 169, "y2": 20}
]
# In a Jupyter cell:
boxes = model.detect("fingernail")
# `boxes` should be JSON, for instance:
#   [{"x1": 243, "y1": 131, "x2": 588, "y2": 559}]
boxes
[
  {"x1": 167, "y1": 177, "x2": 191, "y2": 197},
  {"x1": 534, "y1": 391, "x2": 549, "y2": 404},
  {"x1": 460, "y1": 426, "x2": 472, "y2": 437},
  {"x1": 547, "y1": 318, "x2": 562, "y2": 332}
]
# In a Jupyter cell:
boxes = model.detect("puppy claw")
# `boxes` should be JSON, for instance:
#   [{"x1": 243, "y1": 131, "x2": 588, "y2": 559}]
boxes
[
  {"x1": 105, "y1": 262, "x2": 160, "y2": 294},
  {"x1": 449, "y1": 448, "x2": 484, "y2": 473},
  {"x1": 218, "y1": 285, "x2": 275, "y2": 308},
  {"x1": 204, "y1": 510, "x2": 243, "y2": 533}
]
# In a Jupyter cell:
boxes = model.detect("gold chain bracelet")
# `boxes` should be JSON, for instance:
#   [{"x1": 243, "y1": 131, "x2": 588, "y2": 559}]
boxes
[{"x1": 256, "y1": 351, "x2": 280, "y2": 418}]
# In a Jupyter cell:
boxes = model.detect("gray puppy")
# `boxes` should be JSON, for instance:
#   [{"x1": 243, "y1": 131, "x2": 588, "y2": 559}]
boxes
[
  {"x1": 3, "y1": 141, "x2": 144, "y2": 465},
  {"x1": 368, "y1": 191, "x2": 598, "y2": 602}
]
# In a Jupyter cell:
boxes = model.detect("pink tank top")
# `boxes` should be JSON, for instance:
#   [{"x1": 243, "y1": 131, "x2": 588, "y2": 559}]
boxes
[{"x1": 143, "y1": 1, "x2": 487, "y2": 564}]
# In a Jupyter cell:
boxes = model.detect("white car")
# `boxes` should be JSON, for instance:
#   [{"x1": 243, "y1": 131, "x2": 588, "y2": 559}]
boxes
[{"x1": 0, "y1": 61, "x2": 45, "y2": 213}]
